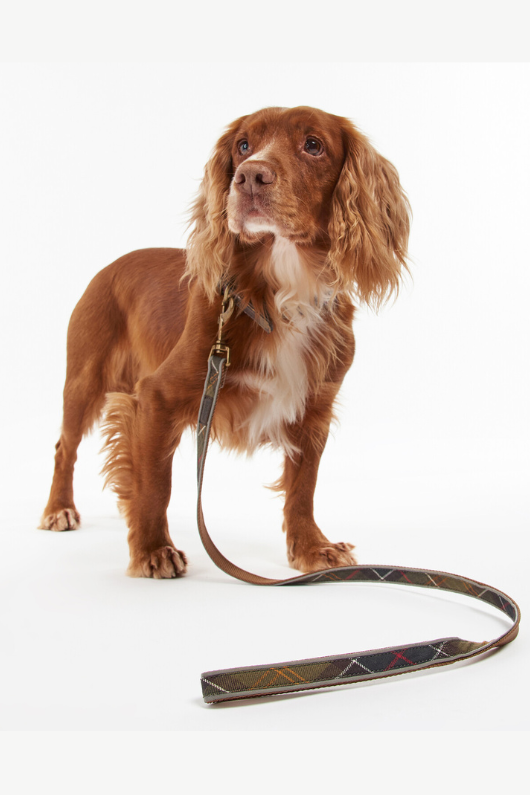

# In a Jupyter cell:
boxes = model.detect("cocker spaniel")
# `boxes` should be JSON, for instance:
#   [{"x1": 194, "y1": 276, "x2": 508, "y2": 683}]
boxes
[{"x1": 40, "y1": 105, "x2": 410, "y2": 578}]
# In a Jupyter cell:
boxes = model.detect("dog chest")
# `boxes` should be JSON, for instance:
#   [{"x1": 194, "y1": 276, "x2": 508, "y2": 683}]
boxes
[{"x1": 234, "y1": 315, "x2": 318, "y2": 456}]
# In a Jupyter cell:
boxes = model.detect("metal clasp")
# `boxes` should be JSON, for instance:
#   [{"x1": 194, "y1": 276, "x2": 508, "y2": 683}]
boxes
[{"x1": 210, "y1": 294, "x2": 234, "y2": 366}]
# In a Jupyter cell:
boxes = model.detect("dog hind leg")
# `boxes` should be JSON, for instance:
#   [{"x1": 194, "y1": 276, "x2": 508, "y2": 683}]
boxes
[
  {"x1": 39, "y1": 371, "x2": 106, "y2": 531},
  {"x1": 40, "y1": 274, "x2": 127, "y2": 531}
]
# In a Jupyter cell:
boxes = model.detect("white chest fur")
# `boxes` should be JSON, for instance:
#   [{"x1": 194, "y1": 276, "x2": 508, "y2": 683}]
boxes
[{"x1": 236, "y1": 237, "x2": 326, "y2": 457}]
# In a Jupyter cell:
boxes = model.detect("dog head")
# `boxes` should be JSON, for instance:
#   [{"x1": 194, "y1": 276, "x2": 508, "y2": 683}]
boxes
[{"x1": 186, "y1": 106, "x2": 410, "y2": 308}]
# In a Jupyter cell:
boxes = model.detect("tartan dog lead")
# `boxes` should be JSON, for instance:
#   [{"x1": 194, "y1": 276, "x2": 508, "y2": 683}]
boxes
[{"x1": 196, "y1": 292, "x2": 521, "y2": 704}]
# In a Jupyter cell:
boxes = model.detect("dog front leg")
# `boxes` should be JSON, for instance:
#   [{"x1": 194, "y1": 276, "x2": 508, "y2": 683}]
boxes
[
  {"x1": 279, "y1": 396, "x2": 357, "y2": 573},
  {"x1": 102, "y1": 374, "x2": 191, "y2": 579}
]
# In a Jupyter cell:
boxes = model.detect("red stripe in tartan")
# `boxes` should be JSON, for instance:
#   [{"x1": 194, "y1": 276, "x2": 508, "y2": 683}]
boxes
[
  {"x1": 397, "y1": 570, "x2": 413, "y2": 583},
  {"x1": 384, "y1": 649, "x2": 415, "y2": 671}
]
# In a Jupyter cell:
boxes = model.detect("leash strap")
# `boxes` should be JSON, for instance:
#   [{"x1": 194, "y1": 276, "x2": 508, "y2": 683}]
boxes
[{"x1": 197, "y1": 353, "x2": 521, "y2": 704}]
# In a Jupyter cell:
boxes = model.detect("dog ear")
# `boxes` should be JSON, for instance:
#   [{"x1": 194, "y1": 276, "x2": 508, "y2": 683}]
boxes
[
  {"x1": 327, "y1": 120, "x2": 411, "y2": 309},
  {"x1": 186, "y1": 115, "x2": 248, "y2": 301}
]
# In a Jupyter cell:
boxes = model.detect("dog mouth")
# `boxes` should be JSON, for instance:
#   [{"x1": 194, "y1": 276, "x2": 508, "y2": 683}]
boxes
[
  {"x1": 230, "y1": 209, "x2": 311, "y2": 244},
  {"x1": 227, "y1": 193, "x2": 278, "y2": 235},
  {"x1": 244, "y1": 207, "x2": 273, "y2": 228}
]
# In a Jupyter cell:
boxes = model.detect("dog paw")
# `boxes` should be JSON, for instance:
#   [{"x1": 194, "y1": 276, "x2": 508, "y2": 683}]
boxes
[
  {"x1": 288, "y1": 540, "x2": 357, "y2": 573},
  {"x1": 127, "y1": 546, "x2": 188, "y2": 579},
  {"x1": 39, "y1": 508, "x2": 81, "y2": 532}
]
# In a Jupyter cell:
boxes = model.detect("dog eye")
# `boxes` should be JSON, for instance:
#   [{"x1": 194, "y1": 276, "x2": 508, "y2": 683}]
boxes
[
  {"x1": 304, "y1": 137, "x2": 323, "y2": 156},
  {"x1": 238, "y1": 140, "x2": 250, "y2": 155}
]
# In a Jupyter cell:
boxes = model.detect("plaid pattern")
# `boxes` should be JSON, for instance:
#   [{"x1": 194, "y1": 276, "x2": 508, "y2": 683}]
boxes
[
  {"x1": 220, "y1": 278, "x2": 273, "y2": 333},
  {"x1": 197, "y1": 355, "x2": 222, "y2": 480},
  {"x1": 201, "y1": 637, "x2": 484, "y2": 702},
  {"x1": 197, "y1": 355, "x2": 521, "y2": 704},
  {"x1": 286, "y1": 566, "x2": 518, "y2": 622}
]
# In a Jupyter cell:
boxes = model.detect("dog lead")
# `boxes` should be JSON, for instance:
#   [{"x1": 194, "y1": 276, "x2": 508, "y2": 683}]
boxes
[{"x1": 195, "y1": 325, "x2": 520, "y2": 703}]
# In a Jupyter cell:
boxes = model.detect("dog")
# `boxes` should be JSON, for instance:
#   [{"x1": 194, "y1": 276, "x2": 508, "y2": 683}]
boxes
[{"x1": 40, "y1": 105, "x2": 410, "y2": 579}]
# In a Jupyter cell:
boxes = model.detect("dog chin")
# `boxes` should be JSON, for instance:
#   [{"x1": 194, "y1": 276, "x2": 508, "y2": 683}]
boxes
[
  {"x1": 231, "y1": 213, "x2": 282, "y2": 236},
  {"x1": 245, "y1": 219, "x2": 281, "y2": 235}
]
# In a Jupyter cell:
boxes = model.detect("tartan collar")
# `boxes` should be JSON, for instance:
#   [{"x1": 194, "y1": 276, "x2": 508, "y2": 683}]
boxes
[
  {"x1": 219, "y1": 278, "x2": 337, "y2": 335},
  {"x1": 219, "y1": 278, "x2": 273, "y2": 333}
]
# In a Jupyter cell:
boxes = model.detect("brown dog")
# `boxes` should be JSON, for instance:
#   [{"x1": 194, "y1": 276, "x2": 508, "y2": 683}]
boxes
[{"x1": 40, "y1": 106, "x2": 410, "y2": 579}]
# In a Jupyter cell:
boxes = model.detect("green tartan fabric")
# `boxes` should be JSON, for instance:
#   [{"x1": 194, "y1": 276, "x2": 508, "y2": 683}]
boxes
[
  {"x1": 196, "y1": 354, "x2": 521, "y2": 704},
  {"x1": 219, "y1": 277, "x2": 273, "y2": 333}
]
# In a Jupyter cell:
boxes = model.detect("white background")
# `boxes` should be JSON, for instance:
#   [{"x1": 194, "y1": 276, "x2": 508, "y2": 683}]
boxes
[{"x1": 1, "y1": 56, "x2": 529, "y2": 743}]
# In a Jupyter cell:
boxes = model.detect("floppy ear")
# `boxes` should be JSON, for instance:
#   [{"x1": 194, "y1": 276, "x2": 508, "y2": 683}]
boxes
[
  {"x1": 328, "y1": 121, "x2": 411, "y2": 308},
  {"x1": 185, "y1": 115, "x2": 247, "y2": 301}
]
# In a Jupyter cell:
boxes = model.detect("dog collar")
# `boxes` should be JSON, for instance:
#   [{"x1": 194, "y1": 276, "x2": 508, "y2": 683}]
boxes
[{"x1": 219, "y1": 278, "x2": 273, "y2": 334}]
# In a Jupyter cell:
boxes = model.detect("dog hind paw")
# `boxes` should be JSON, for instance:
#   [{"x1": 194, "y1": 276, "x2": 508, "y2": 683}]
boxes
[
  {"x1": 39, "y1": 508, "x2": 81, "y2": 532},
  {"x1": 127, "y1": 545, "x2": 188, "y2": 579}
]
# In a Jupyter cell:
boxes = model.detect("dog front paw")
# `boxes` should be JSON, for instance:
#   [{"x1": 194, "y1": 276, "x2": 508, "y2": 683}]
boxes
[
  {"x1": 288, "y1": 539, "x2": 357, "y2": 573},
  {"x1": 39, "y1": 508, "x2": 81, "y2": 532},
  {"x1": 127, "y1": 545, "x2": 188, "y2": 579}
]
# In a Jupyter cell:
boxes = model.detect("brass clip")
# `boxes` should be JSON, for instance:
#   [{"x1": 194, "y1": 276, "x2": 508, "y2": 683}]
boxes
[
  {"x1": 218, "y1": 295, "x2": 234, "y2": 339},
  {"x1": 210, "y1": 295, "x2": 234, "y2": 366},
  {"x1": 210, "y1": 342, "x2": 231, "y2": 367}
]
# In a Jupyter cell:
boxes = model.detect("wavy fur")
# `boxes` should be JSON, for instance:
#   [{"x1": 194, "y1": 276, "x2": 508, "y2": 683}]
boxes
[
  {"x1": 100, "y1": 392, "x2": 139, "y2": 522},
  {"x1": 327, "y1": 123, "x2": 411, "y2": 307},
  {"x1": 185, "y1": 116, "x2": 247, "y2": 302}
]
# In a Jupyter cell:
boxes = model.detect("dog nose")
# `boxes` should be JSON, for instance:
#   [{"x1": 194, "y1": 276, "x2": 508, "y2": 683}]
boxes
[{"x1": 234, "y1": 161, "x2": 276, "y2": 195}]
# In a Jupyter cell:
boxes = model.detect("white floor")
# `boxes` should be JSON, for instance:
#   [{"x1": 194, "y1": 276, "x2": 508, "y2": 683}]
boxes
[{"x1": 1, "y1": 431, "x2": 527, "y2": 730}]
